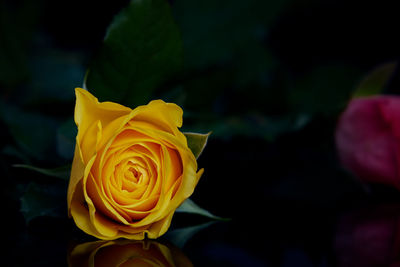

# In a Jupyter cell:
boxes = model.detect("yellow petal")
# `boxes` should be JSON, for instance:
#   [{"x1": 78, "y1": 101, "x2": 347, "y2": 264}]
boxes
[
  {"x1": 114, "y1": 229, "x2": 146, "y2": 240},
  {"x1": 161, "y1": 145, "x2": 182, "y2": 193},
  {"x1": 79, "y1": 120, "x2": 102, "y2": 164},
  {"x1": 70, "y1": 181, "x2": 105, "y2": 239},
  {"x1": 147, "y1": 211, "x2": 175, "y2": 239},
  {"x1": 67, "y1": 145, "x2": 85, "y2": 215},
  {"x1": 131, "y1": 100, "x2": 186, "y2": 144},
  {"x1": 86, "y1": 172, "x2": 132, "y2": 224},
  {"x1": 135, "y1": 99, "x2": 183, "y2": 127},
  {"x1": 180, "y1": 167, "x2": 204, "y2": 199},
  {"x1": 74, "y1": 87, "x2": 131, "y2": 149}
]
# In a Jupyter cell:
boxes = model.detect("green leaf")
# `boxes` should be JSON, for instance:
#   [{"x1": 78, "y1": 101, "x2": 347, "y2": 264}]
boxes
[
  {"x1": 0, "y1": 102, "x2": 58, "y2": 161},
  {"x1": 25, "y1": 50, "x2": 85, "y2": 104},
  {"x1": 85, "y1": 0, "x2": 183, "y2": 107},
  {"x1": 207, "y1": 113, "x2": 311, "y2": 141},
  {"x1": 176, "y1": 198, "x2": 227, "y2": 221},
  {"x1": 184, "y1": 132, "x2": 211, "y2": 159},
  {"x1": 13, "y1": 164, "x2": 70, "y2": 180},
  {"x1": 57, "y1": 118, "x2": 77, "y2": 160},
  {"x1": 20, "y1": 182, "x2": 66, "y2": 223},
  {"x1": 164, "y1": 221, "x2": 216, "y2": 248},
  {"x1": 173, "y1": 0, "x2": 289, "y2": 70},
  {"x1": 288, "y1": 64, "x2": 362, "y2": 116},
  {"x1": 353, "y1": 62, "x2": 397, "y2": 98},
  {"x1": 2, "y1": 145, "x2": 31, "y2": 163}
]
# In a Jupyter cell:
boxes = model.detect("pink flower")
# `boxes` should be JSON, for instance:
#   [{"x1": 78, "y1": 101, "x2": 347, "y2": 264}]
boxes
[{"x1": 335, "y1": 96, "x2": 400, "y2": 189}]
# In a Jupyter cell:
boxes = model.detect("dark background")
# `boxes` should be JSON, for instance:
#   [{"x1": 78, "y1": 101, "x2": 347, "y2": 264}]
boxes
[{"x1": 1, "y1": 0, "x2": 400, "y2": 266}]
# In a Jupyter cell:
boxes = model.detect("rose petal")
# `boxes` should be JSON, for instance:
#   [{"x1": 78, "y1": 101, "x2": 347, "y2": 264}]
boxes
[
  {"x1": 70, "y1": 180, "x2": 105, "y2": 239},
  {"x1": 147, "y1": 211, "x2": 175, "y2": 239},
  {"x1": 336, "y1": 97, "x2": 400, "y2": 188},
  {"x1": 67, "y1": 145, "x2": 85, "y2": 215},
  {"x1": 133, "y1": 99, "x2": 183, "y2": 130},
  {"x1": 74, "y1": 88, "x2": 131, "y2": 148}
]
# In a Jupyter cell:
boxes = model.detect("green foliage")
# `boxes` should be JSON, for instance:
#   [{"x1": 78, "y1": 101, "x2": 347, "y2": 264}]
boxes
[
  {"x1": 288, "y1": 65, "x2": 362, "y2": 116},
  {"x1": 164, "y1": 221, "x2": 216, "y2": 248},
  {"x1": 168, "y1": 0, "x2": 319, "y2": 141},
  {"x1": 353, "y1": 62, "x2": 397, "y2": 98},
  {"x1": 0, "y1": 103, "x2": 59, "y2": 161},
  {"x1": 25, "y1": 50, "x2": 85, "y2": 104},
  {"x1": 20, "y1": 182, "x2": 66, "y2": 223},
  {"x1": 57, "y1": 119, "x2": 77, "y2": 160},
  {"x1": 169, "y1": 0, "x2": 287, "y2": 114},
  {"x1": 85, "y1": 0, "x2": 183, "y2": 108},
  {"x1": 2, "y1": 145, "x2": 31, "y2": 163},
  {"x1": 13, "y1": 164, "x2": 70, "y2": 180},
  {"x1": 176, "y1": 198, "x2": 226, "y2": 221},
  {"x1": 173, "y1": 0, "x2": 288, "y2": 70},
  {"x1": 210, "y1": 113, "x2": 311, "y2": 141},
  {"x1": 184, "y1": 132, "x2": 210, "y2": 159}
]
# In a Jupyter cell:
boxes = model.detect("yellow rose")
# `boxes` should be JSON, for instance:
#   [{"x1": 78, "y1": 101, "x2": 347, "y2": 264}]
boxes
[
  {"x1": 68, "y1": 239, "x2": 193, "y2": 267},
  {"x1": 67, "y1": 88, "x2": 203, "y2": 240}
]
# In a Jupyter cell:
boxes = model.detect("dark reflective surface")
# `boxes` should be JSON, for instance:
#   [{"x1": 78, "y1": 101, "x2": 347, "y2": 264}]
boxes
[
  {"x1": 4, "y1": 138, "x2": 400, "y2": 266},
  {"x1": 68, "y1": 239, "x2": 192, "y2": 267},
  {"x1": 335, "y1": 204, "x2": 400, "y2": 267},
  {"x1": 6, "y1": 191, "x2": 400, "y2": 266}
]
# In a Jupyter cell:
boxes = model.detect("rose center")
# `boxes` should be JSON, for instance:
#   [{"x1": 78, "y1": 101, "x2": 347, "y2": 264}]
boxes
[{"x1": 121, "y1": 163, "x2": 144, "y2": 192}]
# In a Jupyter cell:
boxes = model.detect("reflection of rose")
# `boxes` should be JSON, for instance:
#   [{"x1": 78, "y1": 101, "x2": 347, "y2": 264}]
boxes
[
  {"x1": 68, "y1": 240, "x2": 193, "y2": 267},
  {"x1": 335, "y1": 205, "x2": 400, "y2": 267},
  {"x1": 68, "y1": 88, "x2": 203, "y2": 240},
  {"x1": 336, "y1": 96, "x2": 400, "y2": 189}
]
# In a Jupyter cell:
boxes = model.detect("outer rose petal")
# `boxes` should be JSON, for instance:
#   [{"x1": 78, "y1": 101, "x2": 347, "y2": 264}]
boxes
[
  {"x1": 75, "y1": 88, "x2": 131, "y2": 135},
  {"x1": 130, "y1": 100, "x2": 187, "y2": 145},
  {"x1": 75, "y1": 88, "x2": 131, "y2": 163},
  {"x1": 68, "y1": 120, "x2": 102, "y2": 215},
  {"x1": 335, "y1": 96, "x2": 400, "y2": 189},
  {"x1": 134, "y1": 99, "x2": 183, "y2": 128},
  {"x1": 68, "y1": 145, "x2": 85, "y2": 214}
]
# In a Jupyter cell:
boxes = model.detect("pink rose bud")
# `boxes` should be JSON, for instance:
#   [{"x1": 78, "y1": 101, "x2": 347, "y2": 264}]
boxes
[{"x1": 335, "y1": 96, "x2": 400, "y2": 190}]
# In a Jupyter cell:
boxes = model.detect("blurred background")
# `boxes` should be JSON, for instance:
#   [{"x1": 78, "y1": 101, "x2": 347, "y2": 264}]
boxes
[{"x1": 1, "y1": 0, "x2": 400, "y2": 266}]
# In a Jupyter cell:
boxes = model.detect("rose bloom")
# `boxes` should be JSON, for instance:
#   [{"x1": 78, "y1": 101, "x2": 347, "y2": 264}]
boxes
[
  {"x1": 335, "y1": 96, "x2": 400, "y2": 190},
  {"x1": 68, "y1": 88, "x2": 203, "y2": 240},
  {"x1": 68, "y1": 240, "x2": 193, "y2": 267}
]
